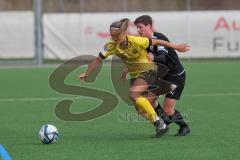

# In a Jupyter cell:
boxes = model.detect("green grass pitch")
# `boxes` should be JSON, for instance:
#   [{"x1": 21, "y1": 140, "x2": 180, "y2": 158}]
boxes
[{"x1": 0, "y1": 60, "x2": 240, "y2": 160}]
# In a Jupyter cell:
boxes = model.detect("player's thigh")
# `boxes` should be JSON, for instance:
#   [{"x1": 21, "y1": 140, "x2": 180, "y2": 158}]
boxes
[{"x1": 129, "y1": 77, "x2": 148, "y2": 100}]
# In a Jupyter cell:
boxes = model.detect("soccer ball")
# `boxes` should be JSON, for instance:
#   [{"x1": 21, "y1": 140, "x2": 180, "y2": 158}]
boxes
[{"x1": 38, "y1": 124, "x2": 59, "y2": 144}]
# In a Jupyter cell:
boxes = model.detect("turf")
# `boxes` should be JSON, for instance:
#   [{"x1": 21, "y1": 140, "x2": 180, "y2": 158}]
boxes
[{"x1": 0, "y1": 61, "x2": 240, "y2": 160}]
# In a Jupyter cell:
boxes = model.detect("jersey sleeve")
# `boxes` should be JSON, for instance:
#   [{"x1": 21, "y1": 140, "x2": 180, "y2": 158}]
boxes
[
  {"x1": 98, "y1": 42, "x2": 116, "y2": 59},
  {"x1": 133, "y1": 36, "x2": 151, "y2": 49}
]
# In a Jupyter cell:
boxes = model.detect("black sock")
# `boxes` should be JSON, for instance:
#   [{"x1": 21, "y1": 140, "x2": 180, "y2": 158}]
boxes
[
  {"x1": 154, "y1": 102, "x2": 162, "y2": 116},
  {"x1": 154, "y1": 103, "x2": 172, "y2": 125},
  {"x1": 173, "y1": 110, "x2": 188, "y2": 127}
]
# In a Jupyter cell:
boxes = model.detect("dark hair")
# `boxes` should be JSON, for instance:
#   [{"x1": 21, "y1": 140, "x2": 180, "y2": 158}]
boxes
[
  {"x1": 134, "y1": 15, "x2": 152, "y2": 26},
  {"x1": 110, "y1": 18, "x2": 129, "y2": 37}
]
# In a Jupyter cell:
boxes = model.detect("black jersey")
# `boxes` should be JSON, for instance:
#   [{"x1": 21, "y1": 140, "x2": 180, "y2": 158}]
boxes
[{"x1": 147, "y1": 32, "x2": 184, "y2": 76}]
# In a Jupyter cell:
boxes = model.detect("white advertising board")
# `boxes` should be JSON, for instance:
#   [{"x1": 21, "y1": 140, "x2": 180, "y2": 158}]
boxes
[{"x1": 0, "y1": 11, "x2": 239, "y2": 59}]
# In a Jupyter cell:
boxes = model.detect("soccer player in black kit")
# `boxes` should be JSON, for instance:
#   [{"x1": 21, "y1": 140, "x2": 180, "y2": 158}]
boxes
[{"x1": 133, "y1": 15, "x2": 190, "y2": 136}]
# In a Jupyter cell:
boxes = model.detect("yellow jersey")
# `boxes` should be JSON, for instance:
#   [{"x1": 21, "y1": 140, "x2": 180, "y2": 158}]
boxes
[{"x1": 99, "y1": 35, "x2": 157, "y2": 78}]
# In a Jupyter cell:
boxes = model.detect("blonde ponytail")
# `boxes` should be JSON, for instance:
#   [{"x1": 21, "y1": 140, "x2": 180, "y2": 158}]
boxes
[{"x1": 110, "y1": 18, "x2": 129, "y2": 37}]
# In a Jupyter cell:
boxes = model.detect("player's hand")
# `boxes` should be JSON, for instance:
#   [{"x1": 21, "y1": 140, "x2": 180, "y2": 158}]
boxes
[
  {"x1": 147, "y1": 52, "x2": 154, "y2": 61},
  {"x1": 175, "y1": 44, "x2": 190, "y2": 52},
  {"x1": 78, "y1": 73, "x2": 87, "y2": 81},
  {"x1": 120, "y1": 68, "x2": 128, "y2": 81}
]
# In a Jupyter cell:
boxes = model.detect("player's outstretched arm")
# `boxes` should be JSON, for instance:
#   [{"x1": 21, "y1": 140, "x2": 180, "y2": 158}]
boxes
[
  {"x1": 78, "y1": 56, "x2": 103, "y2": 81},
  {"x1": 152, "y1": 39, "x2": 190, "y2": 52}
]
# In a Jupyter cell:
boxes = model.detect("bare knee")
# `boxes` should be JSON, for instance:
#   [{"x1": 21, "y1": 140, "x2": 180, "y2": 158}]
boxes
[
  {"x1": 145, "y1": 92, "x2": 158, "y2": 108},
  {"x1": 129, "y1": 91, "x2": 139, "y2": 102},
  {"x1": 163, "y1": 107, "x2": 174, "y2": 116}
]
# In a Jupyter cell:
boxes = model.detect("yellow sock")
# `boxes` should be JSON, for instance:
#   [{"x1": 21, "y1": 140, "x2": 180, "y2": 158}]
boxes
[{"x1": 135, "y1": 96, "x2": 157, "y2": 122}]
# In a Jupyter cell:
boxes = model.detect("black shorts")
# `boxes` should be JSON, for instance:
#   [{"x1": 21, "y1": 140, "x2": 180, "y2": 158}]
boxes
[
  {"x1": 130, "y1": 69, "x2": 158, "y2": 86},
  {"x1": 130, "y1": 69, "x2": 175, "y2": 96},
  {"x1": 162, "y1": 72, "x2": 186, "y2": 100}
]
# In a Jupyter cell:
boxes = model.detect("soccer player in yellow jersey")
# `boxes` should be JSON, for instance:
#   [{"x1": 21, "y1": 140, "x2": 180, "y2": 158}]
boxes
[{"x1": 78, "y1": 18, "x2": 190, "y2": 137}]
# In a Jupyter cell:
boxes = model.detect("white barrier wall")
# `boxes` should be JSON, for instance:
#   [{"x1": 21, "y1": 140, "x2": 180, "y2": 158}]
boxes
[
  {"x1": 0, "y1": 11, "x2": 239, "y2": 59},
  {"x1": 0, "y1": 12, "x2": 34, "y2": 58}
]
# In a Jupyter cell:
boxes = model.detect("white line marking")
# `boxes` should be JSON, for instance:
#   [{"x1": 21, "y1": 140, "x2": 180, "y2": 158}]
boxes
[
  {"x1": 0, "y1": 92, "x2": 239, "y2": 102},
  {"x1": 0, "y1": 97, "x2": 83, "y2": 102},
  {"x1": 184, "y1": 92, "x2": 240, "y2": 97}
]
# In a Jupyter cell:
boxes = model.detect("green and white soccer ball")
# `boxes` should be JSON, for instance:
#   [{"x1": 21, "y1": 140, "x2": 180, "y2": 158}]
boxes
[{"x1": 38, "y1": 124, "x2": 59, "y2": 144}]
